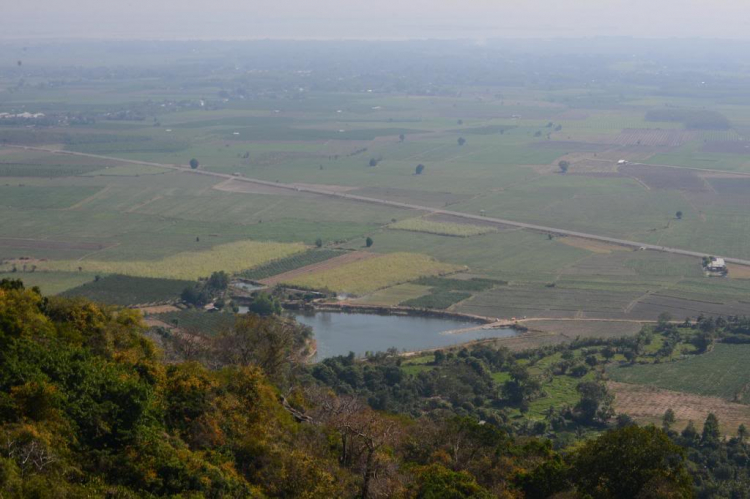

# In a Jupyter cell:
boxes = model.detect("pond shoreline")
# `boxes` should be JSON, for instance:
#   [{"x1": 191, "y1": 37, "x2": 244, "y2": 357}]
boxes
[
  {"x1": 289, "y1": 304, "x2": 523, "y2": 360},
  {"x1": 284, "y1": 301, "x2": 496, "y2": 325}
]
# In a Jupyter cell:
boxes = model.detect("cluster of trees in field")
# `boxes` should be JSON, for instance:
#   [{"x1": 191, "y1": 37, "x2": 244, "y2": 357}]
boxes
[
  {"x1": 1, "y1": 278, "x2": 719, "y2": 498},
  {"x1": 180, "y1": 270, "x2": 230, "y2": 307}
]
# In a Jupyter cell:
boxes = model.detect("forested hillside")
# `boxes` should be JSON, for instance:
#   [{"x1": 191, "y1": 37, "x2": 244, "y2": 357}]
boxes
[{"x1": 0, "y1": 278, "x2": 742, "y2": 498}]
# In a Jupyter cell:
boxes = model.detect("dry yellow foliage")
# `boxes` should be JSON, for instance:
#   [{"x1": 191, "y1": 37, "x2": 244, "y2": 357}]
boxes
[{"x1": 283, "y1": 252, "x2": 464, "y2": 295}]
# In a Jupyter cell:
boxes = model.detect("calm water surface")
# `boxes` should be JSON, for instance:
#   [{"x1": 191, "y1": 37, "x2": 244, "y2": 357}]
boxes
[{"x1": 293, "y1": 311, "x2": 519, "y2": 360}]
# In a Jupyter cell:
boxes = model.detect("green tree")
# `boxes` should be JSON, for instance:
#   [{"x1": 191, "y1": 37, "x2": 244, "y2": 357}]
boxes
[
  {"x1": 702, "y1": 413, "x2": 721, "y2": 445},
  {"x1": 663, "y1": 408, "x2": 676, "y2": 432},
  {"x1": 657, "y1": 312, "x2": 673, "y2": 330},
  {"x1": 681, "y1": 421, "x2": 698, "y2": 441},
  {"x1": 399, "y1": 133, "x2": 405, "y2": 142},
  {"x1": 575, "y1": 381, "x2": 614, "y2": 424},
  {"x1": 207, "y1": 270, "x2": 230, "y2": 290},
  {"x1": 189, "y1": 158, "x2": 200, "y2": 169},
  {"x1": 518, "y1": 455, "x2": 571, "y2": 498},
  {"x1": 245, "y1": 292, "x2": 282, "y2": 316},
  {"x1": 602, "y1": 346, "x2": 616, "y2": 361},
  {"x1": 572, "y1": 426, "x2": 692, "y2": 498},
  {"x1": 502, "y1": 365, "x2": 541, "y2": 405},
  {"x1": 433, "y1": 350, "x2": 446, "y2": 364},
  {"x1": 415, "y1": 164, "x2": 425, "y2": 175},
  {"x1": 738, "y1": 424, "x2": 748, "y2": 443},
  {"x1": 412, "y1": 464, "x2": 493, "y2": 498},
  {"x1": 457, "y1": 137, "x2": 466, "y2": 146},
  {"x1": 676, "y1": 211, "x2": 683, "y2": 220},
  {"x1": 558, "y1": 160, "x2": 570, "y2": 173},
  {"x1": 315, "y1": 238, "x2": 323, "y2": 248},
  {"x1": 365, "y1": 237, "x2": 373, "y2": 248}
]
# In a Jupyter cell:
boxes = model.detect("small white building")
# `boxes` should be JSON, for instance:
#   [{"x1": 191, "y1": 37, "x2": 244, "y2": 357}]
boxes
[
  {"x1": 707, "y1": 257, "x2": 726, "y2": 271},
  {"x1": 618, "y1": 159, "x2": 628, "y2": 165}
]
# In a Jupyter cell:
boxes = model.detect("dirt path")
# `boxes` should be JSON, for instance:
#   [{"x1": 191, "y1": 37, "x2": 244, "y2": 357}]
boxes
[{"x1": 10, "y1": 145, "x2": 750, "y2": 267}]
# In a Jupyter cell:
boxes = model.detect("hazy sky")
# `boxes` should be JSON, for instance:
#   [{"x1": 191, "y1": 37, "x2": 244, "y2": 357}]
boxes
[{"x1": 3, "y1": 0, "x2": 750, "y2": 41}]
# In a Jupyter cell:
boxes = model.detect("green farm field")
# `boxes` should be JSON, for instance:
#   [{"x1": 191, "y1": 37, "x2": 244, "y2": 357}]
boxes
[
  {"x1": 61, "y1": 274, "x2": 193, "y2": 306},
  {"x1": 608, "y1": 344, "x2": 750, "y2": 401}
]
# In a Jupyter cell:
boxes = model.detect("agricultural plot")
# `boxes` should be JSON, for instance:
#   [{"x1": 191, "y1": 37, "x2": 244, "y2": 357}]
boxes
[
  {"x1": 352, "y1": 187, "x2": 470, "y2": 208},
  {"x1": 556, "y1": 236, "x2": 630, "y2": 254},
  {"x1": 646, "y1": 142, "x2": 750, "y2": 173},
  {"x1": 523, "y1": 319, "x2": 643, "y2": 340},
  {"x1": 388, "y1": 218, "x2": 497, "y2": 237},
  {"x1": 259, "y1": 251, "x2": 377, "y2": 286},
  {"x1": 608, "y1": 381, "x2": 750, "y2": 432},
  {"x1": 240, "y1": 249, "x2": 343, "y2": 281},
  {"x1": 24, "y1": 240, "x2": 306, "y2": 280},
  {"x1": 0, "y1": 237, "x2": 112, "y2": 252},
  {"x1": 0, "y1": 161, "x2": 103, "y2": 177},
  {"x1": 705, "y1": 176, "x2": 750, "y2": 195},
  {"x1": 82, "y1": 164, "x2": 170, "y2": 176},
  {"x1": 455, "y1": 284, "x2": 644, "y2": 320},
  {"x1": 619, "y1": 164, "x2": 708, "y2": 192},
  {"x1": 61, "y1": 274, "x2": 192, "y2": 306},
  {"x1": 611, "y1": 129, "x2": 697, "y2": 147},
  {"x1": 629, "y1": 293, "x2": 750, "y2": 321},
  {"x1": 281, "y1": 252, "x2": 464, "y2": 295},
  {"x1": 398, "y1": 276, "x2": 504, "y2": 309},
  {"x1": 0, "y1": 185, "x2": 103, "y2": 209},
  {"x1": 607, "y1": 344, "x2": 750, "y2": 401},
  {"x1": 703, "y1": 141, "x2": 750, "y2": 154},
  {"x1": 344, "y1": 230, "x2": 591, "y2": 282},
  {"x1": 0, "y1": 271, "x2": 97, "y2": 295},
  {"x1": 353, "y1": 283, "x2": 432, "y2": 306},
  {"x1": 400, "y1": 290, "x2": 471, "y2": 309}
]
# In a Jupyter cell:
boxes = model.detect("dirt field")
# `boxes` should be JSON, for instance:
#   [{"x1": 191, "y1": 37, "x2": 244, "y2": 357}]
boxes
[
  {"x1": 609, "y1": 381, "x2": 750, "y2": 432},
  {"x1": 557, "y1": 236, "x2": 630, "y2": 254},
  {"x1": 138, "y1": 305, "x2": 181, "y2": 315},
  {"x1": 524, "y1": 319, "x2": 643, "y2": 339},
  {"x1": 619, "y1": 164, "x2": 708, "y2": 192},
  {"x1": 727, "y1": 264, "x2": 750, "y2": 279},
  {"x1": 259, "y1": 251, "x2": 378, "y2": 286},
  {"x1": 487, "y1": 330, "x2": 571, "y2": 351}
]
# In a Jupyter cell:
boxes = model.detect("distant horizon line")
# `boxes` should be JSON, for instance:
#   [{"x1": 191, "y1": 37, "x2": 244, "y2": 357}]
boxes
[{"x1": 2, "y1": 35, "x2": 750, "y2": 43}]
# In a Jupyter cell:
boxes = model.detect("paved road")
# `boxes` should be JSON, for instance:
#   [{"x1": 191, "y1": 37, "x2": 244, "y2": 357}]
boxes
[{"x1": 12, "y1": 145, "x2": 750, "y2": 266}]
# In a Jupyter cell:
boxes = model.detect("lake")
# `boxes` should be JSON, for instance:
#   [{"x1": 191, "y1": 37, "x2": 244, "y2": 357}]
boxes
[{"x1": 293, "y1": 311, "x2": 519, "y2": 359}]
